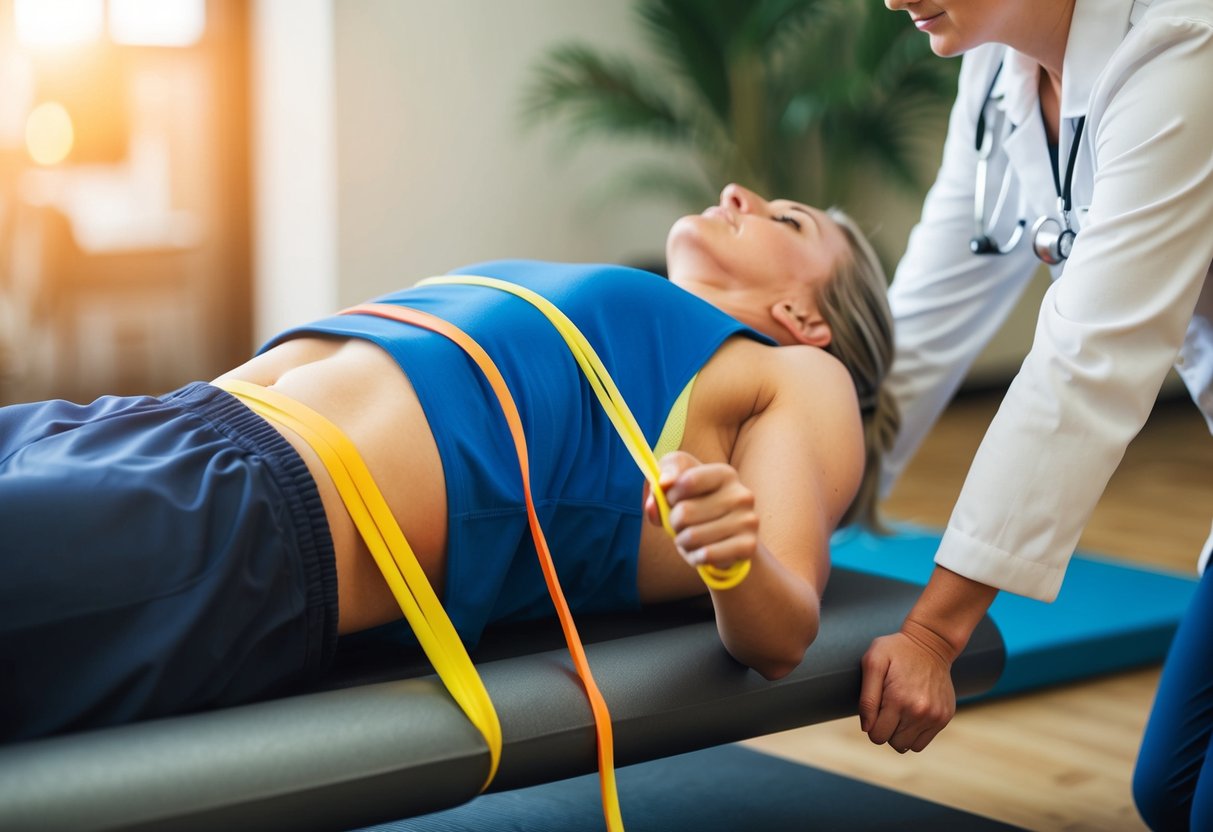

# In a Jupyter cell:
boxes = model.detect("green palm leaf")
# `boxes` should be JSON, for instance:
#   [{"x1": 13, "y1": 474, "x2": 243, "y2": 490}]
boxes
[
  {"x1": 520, "y1": 44, "x2": 686, "y2": 145},
  {"x1": 521, "y1": 0, "x2": 959, "y2": 218}
]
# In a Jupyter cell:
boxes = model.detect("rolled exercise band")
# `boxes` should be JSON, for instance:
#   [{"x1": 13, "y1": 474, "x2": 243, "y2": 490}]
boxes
[
  {"x1": 337, "y1": 304, "x2": 627, "y2": 832},
  {"x1": 417, "y1": 275, "x2": 752, "y2": 591},
  {"x1": 212, "y1": 377, "x2": 503, "y2": 790}
]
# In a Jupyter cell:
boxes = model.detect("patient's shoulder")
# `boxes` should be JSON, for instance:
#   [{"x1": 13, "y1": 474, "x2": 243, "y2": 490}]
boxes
[
  {"x1": 715, "y1": 337, "x2": 854, "y2": 398},
  {"x1": 699, "y1": 337, "x2": 859, "y2": 427},
  {"x1": 771, "y1": 342, "x2": 855, "y2": 399}
]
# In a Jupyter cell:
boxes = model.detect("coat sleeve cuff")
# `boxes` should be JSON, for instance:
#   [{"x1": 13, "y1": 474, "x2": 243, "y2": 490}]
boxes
[{"x1": 934, "y1": 525, "x2": 1066, "y2": 603}]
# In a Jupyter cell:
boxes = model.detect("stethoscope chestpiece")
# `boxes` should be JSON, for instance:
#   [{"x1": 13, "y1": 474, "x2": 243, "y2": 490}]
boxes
[{"x1": 1030, "y1": 214, "x2": 1076, "y2": 265}]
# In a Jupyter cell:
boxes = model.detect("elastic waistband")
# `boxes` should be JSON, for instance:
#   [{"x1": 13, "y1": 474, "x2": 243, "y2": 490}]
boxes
[{"x1": 162, "y1": 381, "x2": 340, "y2": 677}]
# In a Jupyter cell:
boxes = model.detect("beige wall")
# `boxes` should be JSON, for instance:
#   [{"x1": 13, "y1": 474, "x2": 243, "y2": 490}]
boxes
[
  {"x1": 254, "y1": 0, "x2": 1044, "y2": 385},
  {"x1": 331, "y1": 1, "x2": 683, "y2": 307}
]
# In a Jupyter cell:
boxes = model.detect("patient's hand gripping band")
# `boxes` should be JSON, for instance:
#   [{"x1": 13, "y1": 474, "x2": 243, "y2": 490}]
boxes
[
  {"x1": 213, "y1": 378, "x2": 503, "y2": 790},
  {"x1": 417, "y1": 275, "x2": 752, "y2": 591},
  {"x1": 339, "y1": 302, "x2": 627, "y2": 832}
]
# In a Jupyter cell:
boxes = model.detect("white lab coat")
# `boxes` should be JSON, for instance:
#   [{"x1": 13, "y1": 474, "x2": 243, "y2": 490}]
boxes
[{"x1": 884, "y1": 0, "x2": 1213, "y2": 602}]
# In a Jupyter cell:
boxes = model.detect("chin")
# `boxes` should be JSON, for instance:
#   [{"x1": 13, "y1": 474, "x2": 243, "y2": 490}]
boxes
[
  {"x1": 930, "y1": 40, "x2": 966, "y2": 58},
  {"x1": 927, "y1": 28, "x2": 982, "y2": 59},
  {"x1": 664, "y1": 216, "x2": 705, "y2": 274},
  {"x1": 667, "y1": 213, "x2": 705, "y2": 243}
]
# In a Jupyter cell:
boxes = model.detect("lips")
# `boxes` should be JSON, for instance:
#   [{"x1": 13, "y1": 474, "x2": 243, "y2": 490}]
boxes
[
  {"x1": 703, "y1": 205, "x2": 737, "y2": 230},
  {"x1": 912, "y1": 12, "x2": 944, "y2": 30}
]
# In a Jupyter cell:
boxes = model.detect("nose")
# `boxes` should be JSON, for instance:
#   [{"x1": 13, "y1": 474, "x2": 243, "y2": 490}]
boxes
[
  {"x1": 720, "y1": 183, "x2": 764, "y2": 214},
  {"x1": 884, "y1": 0, "x2": 907, "y2": 10}
]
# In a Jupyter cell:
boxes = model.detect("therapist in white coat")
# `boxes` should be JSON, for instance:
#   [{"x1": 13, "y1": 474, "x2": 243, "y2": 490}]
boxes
[{"x1": 863, "y1": 1, "x2": 1213, "y2": 828}]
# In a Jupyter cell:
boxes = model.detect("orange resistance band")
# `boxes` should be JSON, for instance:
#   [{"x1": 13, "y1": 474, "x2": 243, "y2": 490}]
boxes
[{"x1": 341, "y1": 303, "x2": 626, "y2": 832}]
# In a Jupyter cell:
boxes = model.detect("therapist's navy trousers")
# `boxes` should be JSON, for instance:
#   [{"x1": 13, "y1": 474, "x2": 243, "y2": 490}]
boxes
[
  {"x1": 1134, "y1": 564, "x2": 1213, "y2": 831},
  {"x1": 0, "y1": 382, "x2": 339, "y2": 742}
]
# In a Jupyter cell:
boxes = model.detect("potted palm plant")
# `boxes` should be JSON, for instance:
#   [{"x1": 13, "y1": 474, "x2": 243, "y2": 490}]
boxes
[{"x1": 521, "y1": 0, "x2": 959, "y2": 259}]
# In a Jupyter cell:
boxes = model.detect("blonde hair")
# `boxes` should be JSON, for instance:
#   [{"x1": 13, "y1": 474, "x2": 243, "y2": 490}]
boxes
[{"x1": 818, "y1": 209, "x2": 900, "y2": 530}]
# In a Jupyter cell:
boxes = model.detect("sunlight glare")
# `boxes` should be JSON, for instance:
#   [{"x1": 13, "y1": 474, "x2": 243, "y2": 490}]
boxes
[
  {"x1": 25, "y1": 101, "x2": 75, "y2": 166},
  {"x1": 14, "y1": 0, "x2": 104, "y2": 47},
  {"x1": 109, "y1": 0, "x2": 206, "y2": 47}
]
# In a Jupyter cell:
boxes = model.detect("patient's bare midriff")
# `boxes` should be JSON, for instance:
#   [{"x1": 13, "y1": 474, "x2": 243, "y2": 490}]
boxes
[{"x1": 215, "y1": 335, "x2": 446, "y2": 634}]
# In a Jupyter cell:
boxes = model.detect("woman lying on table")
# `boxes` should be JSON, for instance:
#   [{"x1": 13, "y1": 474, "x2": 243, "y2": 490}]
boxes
[{"x1": 0, "y1": 183, "x2": 897, "y2": 743}]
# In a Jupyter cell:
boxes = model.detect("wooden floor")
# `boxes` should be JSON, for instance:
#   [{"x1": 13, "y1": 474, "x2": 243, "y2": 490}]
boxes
[{"x1": 746, "y1": 390, "x2": 1213, "y2": 832}]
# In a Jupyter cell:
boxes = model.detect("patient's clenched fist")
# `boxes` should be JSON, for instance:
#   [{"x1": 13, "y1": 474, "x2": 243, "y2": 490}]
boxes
[{"x1": 645, "y1": 450, "x2": 758, "y2": 568}]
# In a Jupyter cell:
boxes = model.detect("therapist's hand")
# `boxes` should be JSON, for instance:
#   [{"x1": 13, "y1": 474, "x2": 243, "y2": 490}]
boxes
[
  {"x1": 859, "y1": 620, "x2": 959, "y2": 753},
  {"x1": 858, "y1": 566, "x2": 999, "y2": 753}
]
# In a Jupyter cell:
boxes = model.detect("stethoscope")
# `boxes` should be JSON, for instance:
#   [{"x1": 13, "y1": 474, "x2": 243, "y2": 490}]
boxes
[{"x1": 970, "y1": 62, "x2": 1086, "y2": 265}]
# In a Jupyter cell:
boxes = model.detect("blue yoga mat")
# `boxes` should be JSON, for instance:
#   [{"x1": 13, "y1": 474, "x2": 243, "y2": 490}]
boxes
[{"x1": 830, "y1": 525, "x2": 1199, "y2": 696}]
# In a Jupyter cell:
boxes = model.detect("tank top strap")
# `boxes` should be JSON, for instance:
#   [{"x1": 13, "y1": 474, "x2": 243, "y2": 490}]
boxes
[{"x1": 653, "y1": 374, "x2": 696, "y2": 459}]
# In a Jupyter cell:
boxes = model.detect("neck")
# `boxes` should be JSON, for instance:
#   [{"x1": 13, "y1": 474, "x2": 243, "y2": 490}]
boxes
[
  {"x1": 671, "y1": 276, "x2": 790, "y2": 345},
  {"x1": 1021, "y1": 0, "x2": 1074, "y2": 143},
  {"x1": 1012, "y1": 0, "x2": 1075, "y2": 81}
]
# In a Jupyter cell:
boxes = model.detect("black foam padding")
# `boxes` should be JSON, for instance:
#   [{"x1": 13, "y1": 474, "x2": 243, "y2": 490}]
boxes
[
  {"x1": 0, "y1": 569, "x2": 1003, "y2": 832},
  {"x1": 374, "y1": 744, "x2": 1027, "y2": 832}
]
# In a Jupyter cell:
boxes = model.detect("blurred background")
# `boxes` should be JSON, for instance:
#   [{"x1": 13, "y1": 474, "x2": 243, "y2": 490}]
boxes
[
  {"x1": 0, "y1": 6, "x2": 1206, "y2": 828},
  {"x1": 0, "y1": 0, "x2": 1048, "y2": 406},
  {"x1": 0, "y1": 0, "x2": 245, "y2": 403}
]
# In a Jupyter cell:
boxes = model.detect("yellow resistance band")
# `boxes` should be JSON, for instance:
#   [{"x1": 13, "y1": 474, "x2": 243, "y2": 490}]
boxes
[
  {"x1": 338, "y1": 303, "x2": 626, "y2": 832},
  {"x1": 212, "y1": 377, "x2": 503, "y2": 790},
  {"x1": 418, "y1": 275, "x2": 751, "y2": 591}
]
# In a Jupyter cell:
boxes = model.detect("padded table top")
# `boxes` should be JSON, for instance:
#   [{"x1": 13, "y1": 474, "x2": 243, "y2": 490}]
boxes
[{"x1": 0, "y1": 568, "x2": 1004, "y2": 832}]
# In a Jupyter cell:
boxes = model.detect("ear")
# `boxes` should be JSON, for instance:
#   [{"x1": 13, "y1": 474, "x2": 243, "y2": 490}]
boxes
[{"x1": 771, "y1": 302, "x2": 832, "y2": 347}]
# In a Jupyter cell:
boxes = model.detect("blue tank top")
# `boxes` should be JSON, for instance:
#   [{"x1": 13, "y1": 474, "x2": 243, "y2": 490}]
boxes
[{"x1": 263, "y1": 260, "x2": 773, "y2": 645}]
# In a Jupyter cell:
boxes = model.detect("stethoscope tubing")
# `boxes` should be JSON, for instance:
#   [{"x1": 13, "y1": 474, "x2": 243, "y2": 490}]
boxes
[{"x1": 971, "y1": 60, "x2": 1086, "y2": 264}]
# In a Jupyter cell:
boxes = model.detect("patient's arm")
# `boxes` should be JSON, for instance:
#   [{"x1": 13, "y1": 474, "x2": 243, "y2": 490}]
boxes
[{"x1": 650, "y1": 343, "x2": 863, "y2": 679}]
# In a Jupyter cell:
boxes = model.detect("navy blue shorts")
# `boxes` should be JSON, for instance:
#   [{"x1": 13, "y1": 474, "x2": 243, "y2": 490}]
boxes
[{"x1": 0, "y1": 382, "x2": 339, "y2": 741}]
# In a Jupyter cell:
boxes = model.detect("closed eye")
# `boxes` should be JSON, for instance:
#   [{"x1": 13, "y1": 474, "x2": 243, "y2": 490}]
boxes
[{"x1": 773, "y1": 214, "x2": 802, "y2": 231}]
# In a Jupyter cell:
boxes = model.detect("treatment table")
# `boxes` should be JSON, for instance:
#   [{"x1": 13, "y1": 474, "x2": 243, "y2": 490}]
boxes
[{"x1": 0, "y1": 568, "x2": 1005, "y2": 831}]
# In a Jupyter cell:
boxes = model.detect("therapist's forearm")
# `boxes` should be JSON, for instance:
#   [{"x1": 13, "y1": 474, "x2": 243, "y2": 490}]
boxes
[{"x1": 902, "y1": 565, "x2": 999, "y2": 662}]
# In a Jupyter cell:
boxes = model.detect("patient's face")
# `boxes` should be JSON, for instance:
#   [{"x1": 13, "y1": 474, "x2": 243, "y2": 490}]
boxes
[{"x1": 665, "y1": 184, "x2": 850, "y2": 321}]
